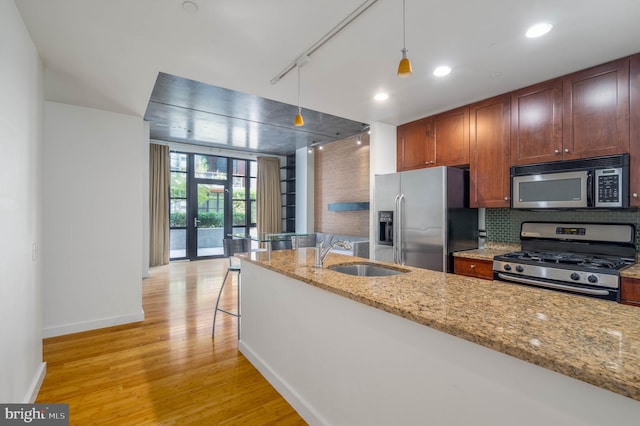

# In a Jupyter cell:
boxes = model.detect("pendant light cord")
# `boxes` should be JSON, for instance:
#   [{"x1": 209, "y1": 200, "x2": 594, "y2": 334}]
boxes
[
  {"x1": 402, "y1": 0, "x2": 406, "y2": 50},
  {"x1": 297, "y1": 66, "x2": 302, "y2": 113}
]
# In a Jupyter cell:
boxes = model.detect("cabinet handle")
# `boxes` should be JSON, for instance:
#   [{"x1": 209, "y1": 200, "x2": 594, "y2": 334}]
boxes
[
  {"x1": 504, "y1": 197, "x2": 509, "y2": 201},
  {"x1": 633, "y1": 193, "x2": 638, "y2": 198},
  {"x1": 470, "y1": 264, "x2": 475, "y2": 269},
  {"x1": 564, "y1": 148, "x2": 569, "y2": 153},
  {"x1": 554, "y1": 149, "x2": 560, "y2": 154}
]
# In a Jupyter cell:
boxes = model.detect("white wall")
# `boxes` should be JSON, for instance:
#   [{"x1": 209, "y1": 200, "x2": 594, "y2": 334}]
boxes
[
  {"x1": 42, "y1": 101, "x2": 145, "y2": 337},
  {"x1": 142, "y1": 122, "x2": 150, "y2": 278},
  {"x1": 368, "y1": 121, "x2": 397, "y2": 257},
  {"x1": 0, "y1": 0, "x2": 45, "y2": 402},
  {"x1": 295, "y1": 146, "x2": 314, "y2": 233}
]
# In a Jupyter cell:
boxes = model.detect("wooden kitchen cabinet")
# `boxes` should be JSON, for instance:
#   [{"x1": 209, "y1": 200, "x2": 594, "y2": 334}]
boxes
[
  {"x1": 397, "y1": 106, "x2": 469, "y2": 171},
  {"x1": 432, "y1": 106, "x2": 470, "y2": 167},
  {"x1": 469, "y1": 94, "x2": 511, "y2": 208},
  {"x1": 454, "y1": 257, "x2": 493, "y2": 280},
  {"x1": 621, "y1": 277, "x2": 640, "y2": 307},
  {"x1": 630, "y1": 53, "x2": 640, "y2": 207},
  {"x1": 562, "y1": 58, "x2": 630, "y2": 160},
  {"x1": 397, "y1": 118, "x2": 432, "y2": 171},
  {"x1": 511, "y1": 79, "x2": 563, "y2": 165}
]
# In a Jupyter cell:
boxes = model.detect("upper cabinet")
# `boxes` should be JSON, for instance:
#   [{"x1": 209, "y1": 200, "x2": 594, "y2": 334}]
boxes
[
  {"x1": 630, "y1": 53, "x2": 640, "y2": 207},
  {"x1": 396, "y1": 53, "x2": 637, "y2": 207},
  {"x1": 432, "y1": 106, "x2": 470, "y2": 167},
  {"x1": 512, "y1": 58, "x2": 630, "y2": 165},
  {"x1": 469, "y1": 95, "x2": 511, "y2": 208},
  {"x1": 562, "y1": 58, "x2": 630, "y2": 160},
  {"x1": 397, "y1": 106, "x2": 469, "y2": 172},
  {"x1": 397, "y1": 118, "x2": 432, "y2": 171},
  {"x1": 510, "y1": 79, "x2": 563, "y2": 165}
]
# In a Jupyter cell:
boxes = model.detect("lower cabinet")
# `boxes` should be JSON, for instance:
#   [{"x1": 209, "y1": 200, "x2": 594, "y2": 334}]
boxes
[
  {"x1": 453, "y1": 257, "x2": 494, "y2": 280},
  {"x1": 621, "y1": 277, "x2": 640, "y2": 306}
]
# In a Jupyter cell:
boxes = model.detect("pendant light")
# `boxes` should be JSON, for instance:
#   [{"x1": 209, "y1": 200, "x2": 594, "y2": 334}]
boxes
[
  {"x1": 397, "y1": 0, "x2": 412, "y2": 77},
  {"x1": 294, "y1": 66, "x2": 304, "y2": 126}
]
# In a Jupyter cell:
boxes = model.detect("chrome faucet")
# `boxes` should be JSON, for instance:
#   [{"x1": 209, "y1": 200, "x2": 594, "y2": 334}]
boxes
[{"x1": 315, "y1": 240, "x2": 352, "y2": 268}]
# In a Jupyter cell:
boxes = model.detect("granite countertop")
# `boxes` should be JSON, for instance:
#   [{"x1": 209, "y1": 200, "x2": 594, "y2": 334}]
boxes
[
  {"x1": 452, "y1": 242, "x2": 520, "y2": 261},
  {"x1": 239, "y1": 248, "x2": 640, "y2": 402},
  {"x1": 622, "y1": 262, "x2": 640, "y2": 279}
]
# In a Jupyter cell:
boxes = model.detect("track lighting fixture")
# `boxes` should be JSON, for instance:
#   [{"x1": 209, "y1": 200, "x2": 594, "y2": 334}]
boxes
[{"x1": 397, "y1": 0, "x2": 412, "y2": 77}]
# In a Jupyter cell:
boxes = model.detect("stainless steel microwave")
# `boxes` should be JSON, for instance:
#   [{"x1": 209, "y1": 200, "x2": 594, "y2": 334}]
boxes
[{"x1": 511, "y1": 154, "x2": 630, "y2": 209}]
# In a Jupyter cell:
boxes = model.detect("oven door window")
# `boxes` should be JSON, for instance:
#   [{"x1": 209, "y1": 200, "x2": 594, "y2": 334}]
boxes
[{"x1": 512, "y1": 170, "x2": 588, "y2": 208}]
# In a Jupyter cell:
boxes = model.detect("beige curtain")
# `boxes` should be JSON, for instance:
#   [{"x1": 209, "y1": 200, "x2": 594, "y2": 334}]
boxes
[
  {"x1": 149, "y1": 144, "x2": 170, "y2": 266},
  {"x1": 256, "y1": 157, "x2": 282, "y2": 238}
]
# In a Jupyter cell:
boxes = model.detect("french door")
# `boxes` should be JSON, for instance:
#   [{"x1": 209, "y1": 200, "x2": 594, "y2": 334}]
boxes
[
  {"x1": 169, "y1": 151, "x2": 255, "y2": 261},
  {"x1": 191, "y1": 182, "x2": 227, "y2": 258}
]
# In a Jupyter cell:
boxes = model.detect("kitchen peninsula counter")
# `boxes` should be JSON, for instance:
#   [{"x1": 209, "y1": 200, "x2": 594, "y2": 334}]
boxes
[{"x1": 237, "y1": 248, "x2": 640, "y2": 425}]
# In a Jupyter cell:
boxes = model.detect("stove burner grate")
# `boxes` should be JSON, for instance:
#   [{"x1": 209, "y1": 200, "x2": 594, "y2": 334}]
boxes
[{"x1": 501, "y1": 251, "x2": 628, "y2": 270}]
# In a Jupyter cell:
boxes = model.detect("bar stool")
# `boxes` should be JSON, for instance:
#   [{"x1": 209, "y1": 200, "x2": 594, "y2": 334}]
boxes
[{"x1": 212, "y1": 238, "x2": 248, "y2": 339}]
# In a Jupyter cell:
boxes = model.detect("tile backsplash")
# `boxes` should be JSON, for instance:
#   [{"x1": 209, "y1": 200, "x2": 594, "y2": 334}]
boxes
[{"x1": 485, "y1": 208, "x2": 640, "y2": 251}]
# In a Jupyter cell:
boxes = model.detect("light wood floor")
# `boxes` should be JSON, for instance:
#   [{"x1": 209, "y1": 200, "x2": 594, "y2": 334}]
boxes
[{"x1": 36, "y1": 259, "x2": 307, "y2": 425}]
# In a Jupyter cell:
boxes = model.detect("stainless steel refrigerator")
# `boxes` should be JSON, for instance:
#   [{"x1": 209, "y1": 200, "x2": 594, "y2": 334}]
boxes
[{"x1": 373, "y1": 167, "x2": 478, "y2": 272}]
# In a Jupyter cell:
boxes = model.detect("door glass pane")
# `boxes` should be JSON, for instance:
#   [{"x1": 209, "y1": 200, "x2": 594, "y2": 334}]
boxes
[
  {"x1": 170, "y1": 229, "x2": 186, "y2": 259},
  {"x1": 233, "y1": 160, "x2": 246, "y2": 175},
  {"x1": 170, "y1": 153, "x2": 188, "y2": 172},
  {"x1": 232, "y1": 176, "x2": 245, "y2": 199},
  {"x1": 170, "y1": 199, "x2": 187, "y2": 227},
  {"x1": 170, "y1": 172, "x2": 187, "y2": 198},
  {"x1": 169, "y1": 152, "x2": 188, "y2": 260},
  {"x1": 250, "y1": 200, "x2": 256, "y2": 224},
  {"x1": 233, "y1": 201, "x2": 246, "y2": 226},
  {"x1": 196, "y1": 183, "x2": 225, "y2": 257},
  {"x1": 249, "y1": 177, "x2": 256, "y2": 224},
  {"x1": 194, "y1": 154, "x2": 227, "y2": 179}
]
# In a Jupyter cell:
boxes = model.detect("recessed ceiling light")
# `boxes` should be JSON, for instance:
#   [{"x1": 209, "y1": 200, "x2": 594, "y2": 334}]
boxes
[
  {"x1": 526, "y1": 22, "x2": 553, "y2": 38},
  {"x1": 433, "y1": 66, "x2": 452, "y2": 77},
  {"x1": 374, "y1": 93, "x2": 389, "y2": 101},
  {"x1": 182, "y1": 1, "x2": 199, "y2": 14}
]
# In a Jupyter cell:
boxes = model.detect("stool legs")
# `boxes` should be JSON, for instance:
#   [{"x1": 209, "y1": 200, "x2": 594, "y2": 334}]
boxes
[{"x1": 212, "y1": 268, "x2": 240, "y2": 339}]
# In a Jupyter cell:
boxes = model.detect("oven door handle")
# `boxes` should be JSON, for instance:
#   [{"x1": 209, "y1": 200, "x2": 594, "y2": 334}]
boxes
[{"x1": 496, "y1": 273, "x2": 612, "y2": 296}]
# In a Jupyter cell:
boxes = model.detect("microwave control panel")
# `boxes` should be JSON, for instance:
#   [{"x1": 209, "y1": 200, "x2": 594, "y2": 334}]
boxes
[{"x1": 595, "y1": 167, "x2": 622, "y2": 207}]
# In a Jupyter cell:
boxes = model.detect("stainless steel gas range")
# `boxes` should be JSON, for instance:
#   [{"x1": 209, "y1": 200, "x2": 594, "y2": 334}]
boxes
[{"x1": 493, "y1": 222, "x2": 637, "y2": 301}]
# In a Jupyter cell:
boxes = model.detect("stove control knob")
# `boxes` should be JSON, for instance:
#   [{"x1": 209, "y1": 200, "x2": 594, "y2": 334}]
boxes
[
  {"x1": 503, "y1": 264, "x2": 512, "y2": 271},
  {"x1": 587, "y1": 275, "x2": 598, "y2": 283},
  {"x1": 515, "y1": 265, "x2": 524, "y2": 273},
  {"x1": 570, "y1": 272, "x2": 580, "y2": 281}
]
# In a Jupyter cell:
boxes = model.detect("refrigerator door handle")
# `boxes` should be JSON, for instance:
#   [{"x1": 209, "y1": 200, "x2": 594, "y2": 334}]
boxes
[
  {"x1": 397, "y1": 193, "x2": 405, "y2": 265},
  {"x1": 393, "y1": 194, "x2": 400, "y2": 263}
]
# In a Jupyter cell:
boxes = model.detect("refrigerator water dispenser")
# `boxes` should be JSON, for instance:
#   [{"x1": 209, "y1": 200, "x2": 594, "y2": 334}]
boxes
[{"x1": 378, "y1": 211, "x2": 393, "y2": 246}]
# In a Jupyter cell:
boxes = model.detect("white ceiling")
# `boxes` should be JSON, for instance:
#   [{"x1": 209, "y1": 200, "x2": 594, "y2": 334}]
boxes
[{"x1": 14, "y1": 0, "x2": 640, "y2": 144}]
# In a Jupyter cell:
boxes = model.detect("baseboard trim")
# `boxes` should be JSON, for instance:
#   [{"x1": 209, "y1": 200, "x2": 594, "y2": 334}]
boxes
[
  {"x1": 24, "y1": 362, "x2": 46, "y2": 403},
  {"x1": 238, "y1": 340, "x2": 326, "y2": 426},
  {"x1": 43, "y1": 310, "x2": 145, "y2": 338}
]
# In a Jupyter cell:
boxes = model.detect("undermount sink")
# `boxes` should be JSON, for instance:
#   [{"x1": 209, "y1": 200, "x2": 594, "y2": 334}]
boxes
[{"x1": 328, "y1": 263, "x2": 409, "y2": 277}]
